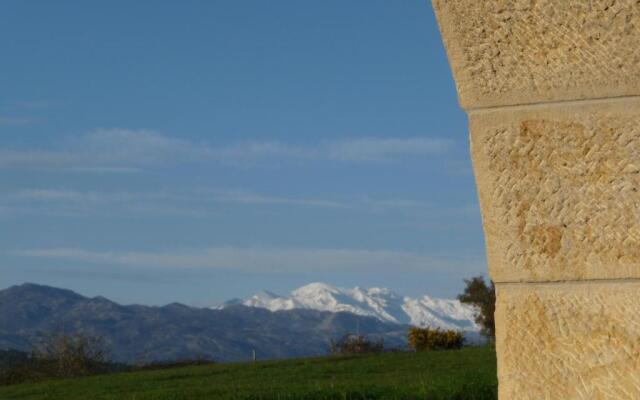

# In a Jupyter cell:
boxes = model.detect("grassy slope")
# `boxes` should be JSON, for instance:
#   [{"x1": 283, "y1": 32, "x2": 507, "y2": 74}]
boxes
[{"x1": 0, "y1": 346, "x2": 497, "y2": 400}]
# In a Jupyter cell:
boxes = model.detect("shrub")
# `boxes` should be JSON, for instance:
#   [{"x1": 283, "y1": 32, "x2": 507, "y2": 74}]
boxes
[
  {"x1": 330, "y1": 334, "x2": 384, "y2": 355},
  {"x1": 0, "y1": 350, "x2": 29, "y2": 372},
  {"x1": 0, "y1": 351, "x2": 33, "y2": 386},
  {"x1": 134, "y1": 358, "x2": 215, "y2": 371},
  {"x1": 407, "y1": 327, "x2": 464, "y2": 351}
]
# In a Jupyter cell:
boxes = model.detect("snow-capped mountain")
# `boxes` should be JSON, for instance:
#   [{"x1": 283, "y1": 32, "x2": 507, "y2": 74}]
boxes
[{"x1": 217, "y1": 282, "x2": 480, "y2": 333}]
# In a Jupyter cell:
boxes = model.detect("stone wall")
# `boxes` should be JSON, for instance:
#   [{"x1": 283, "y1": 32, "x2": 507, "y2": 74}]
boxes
[{"x1": 432, "y1": 1, "x2": 640, "y2": 398}]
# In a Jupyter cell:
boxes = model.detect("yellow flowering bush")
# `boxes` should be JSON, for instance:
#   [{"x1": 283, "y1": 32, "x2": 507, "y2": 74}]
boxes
[{"x1": 407, "y1": 327, "x2": 464, "y2": 351}]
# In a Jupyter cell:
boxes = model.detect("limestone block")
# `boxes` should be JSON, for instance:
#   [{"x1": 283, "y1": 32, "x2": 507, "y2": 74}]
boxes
[
  {"x1": 432, "y1": 0, "x2": 640, "y2": 109},
  {"x1": 471, "y1": 97, "x2": 640, "y2": 283},
  {"x1": 495, "y1": 282, "x2": 640, "y2": 399}
]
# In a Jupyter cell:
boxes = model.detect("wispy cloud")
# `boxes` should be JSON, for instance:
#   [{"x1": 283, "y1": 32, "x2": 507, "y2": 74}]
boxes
[
  {"x1": 1, "y1": 188, "x2": 205, "y2": 218},
  {"x1": 0, "y1": 129, "x2": 454, "y2": 171},
  {"x1": 73, "y1": 129, "x2": 214, "y2": 165},
  {"x1": 0, "y1": 116, "x2": 32, "y2": 125},
  {"x1": 10, "y1": 246, "x2": 481, "y2": 274},
  {"x1": 11, "y1": 189, "x2": 88, "y2": 201},
  {"x1": 215, "y1": 137, "x2": 453, "y2": 165},
  {"x1": 0, "y1": 130, "x2": 207, "y2": 170},
  {"x1": 327, "y1": 138, "x2": 452, "y2": 162},
  {"x1": 206, "y1": 189, "x2": 348, "y2": 209},
  {"x1": 12, "y1": 100, "x2": 58, "y2": 110},
  {"x1": 1, "y1": 187, "x2": 429, "y2": 218},
  {"x1": 64, "y1": 166, "x2": 142, "y2": 174}
]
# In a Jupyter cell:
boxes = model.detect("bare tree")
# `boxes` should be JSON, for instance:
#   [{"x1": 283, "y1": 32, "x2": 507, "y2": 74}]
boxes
[{"x1": 32, "y1": 333, "x2": 110, "y2": 378}]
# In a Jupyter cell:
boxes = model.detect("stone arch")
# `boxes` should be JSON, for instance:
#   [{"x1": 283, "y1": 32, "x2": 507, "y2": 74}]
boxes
[{"x1": 432, "y1": 1, "x2": 640, "y2": 398}]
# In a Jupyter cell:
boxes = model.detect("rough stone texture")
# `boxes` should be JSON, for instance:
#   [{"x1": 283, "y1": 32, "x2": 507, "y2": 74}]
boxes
[
  {"x1": 471, "y1": 98, "x2": 640, "y2": 283},
  {"x1": 432, "y1": 0, "x2": 640, "y2": 109},
  {"x1": 432, "y1": 1, "x2": 640, "y2": 397},
  {"x1": 495, "y1": 282, "x2": 640, "y2": 399}
]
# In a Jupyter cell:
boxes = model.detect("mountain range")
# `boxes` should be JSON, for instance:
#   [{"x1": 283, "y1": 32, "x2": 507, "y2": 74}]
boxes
[
  {"x1": 0, "y1": 283, "x2": 483, "y2": 364},
  {"x1": 219, "y1": 282, "x2": 480, "y2": 333}
]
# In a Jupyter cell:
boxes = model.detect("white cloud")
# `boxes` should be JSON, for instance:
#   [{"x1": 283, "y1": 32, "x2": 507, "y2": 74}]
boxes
[
  {"x1": 213, "y1": 141, "x2": 307, "y2": 165},
  {"x1": 328, "y1": 138, "x2": 452, "y2": 162},
  {"x1": 10, "y1": 189, "x2": 81, "y2": 201},
  {"x1": 76, "y1": 129, "x2": 213, "y2": 165},
  {"x1": 0, "y1": 129, "x2": 454, "y2": 171},
  {"x1": 13, "y1": 100, "x2": 58, "y2": 110},
  {"x1": 0, "y1": 130, "x2": 209, "y2": 170},
  {"x1": 0, "y1": 116, "x2": 32, "y2": 125},
  {"x1": 65, "y1": 167, "x2": 142, "y2": 174},
  {"x1": 0, "y1": 150, "x2": 70, "y2": 167},
  {"x1": 1, "y1": 187, "x2": 430, "y2": 218},
  {"x1": 11, "y1": 246, "x2": 480, "y2": 274},
  {"x1": 206, "y1": 189, "x2": 348, "y2": 209},
  {"x1": 1, "y1": 189, "x2": 202, "y2": 218},
  {"x1": 216, "y1": 137, "x2": 453, "y2": 165},
  {"x1": 9, "y1": 189, "x2": 166, "y2": 203}
]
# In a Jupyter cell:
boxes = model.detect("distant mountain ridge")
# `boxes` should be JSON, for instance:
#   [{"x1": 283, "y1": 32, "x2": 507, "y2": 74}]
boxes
[
  {"x1": 0, "y1": 283, "x2": 410, "y2": 363},
  {"x1": 217, "y1": 282, "x2": 480, "y2": 334}
]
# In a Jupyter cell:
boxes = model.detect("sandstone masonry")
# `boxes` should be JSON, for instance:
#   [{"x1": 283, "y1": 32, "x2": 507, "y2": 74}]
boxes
[{"x1": 433, "y1": 1, "x2": 640, "y2": 398}]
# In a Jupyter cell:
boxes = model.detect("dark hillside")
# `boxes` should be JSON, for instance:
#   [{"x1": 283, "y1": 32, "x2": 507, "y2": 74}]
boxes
[{"x1": 0, "y1": 284, "x2": 408, "y2": 363}]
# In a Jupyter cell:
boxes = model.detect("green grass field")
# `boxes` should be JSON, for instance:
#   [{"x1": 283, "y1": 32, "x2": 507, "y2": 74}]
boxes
[{"x1": 0, "y1": 346, "x2": 497, "y2": 400}]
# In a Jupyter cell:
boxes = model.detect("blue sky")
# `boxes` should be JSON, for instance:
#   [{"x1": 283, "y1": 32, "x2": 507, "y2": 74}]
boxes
[{"x1": 1, "y1": 0, "x2": 486, "y2": 306}]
